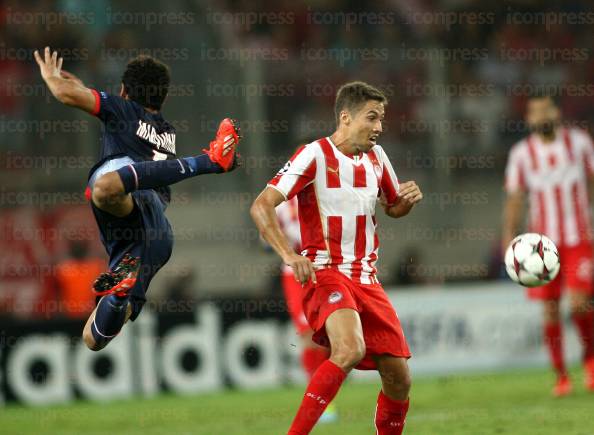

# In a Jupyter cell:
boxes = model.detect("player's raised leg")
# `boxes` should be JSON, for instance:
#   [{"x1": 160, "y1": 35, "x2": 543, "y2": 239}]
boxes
[
  {"x1": 92, "y1": 118, "x2": 240, "y2": 217},
  {"x1": 83, "y1": 299, "x2": 132, "y2": 351},
  {"x1": 288, "y1": 308, "x2": 364, "y2": 435},
  {"x1": 373, "y1": 355, "x2": 411, "y2": 435},
  {"x1": 82, "y1": 254, "x2": 140, "y2": 351}
]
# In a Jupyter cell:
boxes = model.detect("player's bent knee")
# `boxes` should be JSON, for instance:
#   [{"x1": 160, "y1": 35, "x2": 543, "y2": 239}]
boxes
[
  {"x1": 381, "y1": 368, "x2": 412, "y2": 399},
  {"x1": 82, "y1": 328, "x2": 100, "y2": 351},
  {"x1": 569, "y1": 291, "x2": 590, "y2": 313},
  {"x1": 92, "y1": 172, "x2": 125, "y2": 208},
  {"x1": 398, "y1": 372, "x2": 412, "y2": 394},
  {"x1": 331, "y1": 339, "x2": 366, "y2": 369}
]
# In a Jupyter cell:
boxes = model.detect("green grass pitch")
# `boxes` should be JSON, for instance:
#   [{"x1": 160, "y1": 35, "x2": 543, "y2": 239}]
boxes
[{"x1": 2, "y1": 367, "x2": 592, "y2": 434}]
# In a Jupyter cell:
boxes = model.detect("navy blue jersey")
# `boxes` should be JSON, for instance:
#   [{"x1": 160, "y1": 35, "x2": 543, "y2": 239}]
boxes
[
  {"x1": 91, "y1": 89, "x2": 177, "y2": 163},
  {"x1": 89, "y1": 90, "x2": 177, "y2": 202}
]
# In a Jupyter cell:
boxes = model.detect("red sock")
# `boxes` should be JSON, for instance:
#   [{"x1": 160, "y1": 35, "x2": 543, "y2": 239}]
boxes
[
  {"x1": 544, "y1": 322, "x2": 566, "y2": 376},
  {"x1": 572, "y1": 311, "x2": 594, "y2": 360},
  {"x1": 301, "y1": 347, "x2": 329, "y2": 379},
  {"x1": 288, "y1": 360, "x2": 347, "y2": 435},
  {"x1": 374, "y1": 391, "x2": 409, "y2": 435}
]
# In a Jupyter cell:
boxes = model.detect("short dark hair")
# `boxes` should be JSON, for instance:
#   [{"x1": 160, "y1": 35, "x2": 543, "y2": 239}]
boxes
[
  {"x1": 334, "y1": 81, "x2": 387, "y2": 125},
  {"x1": 526, "y1": 90, "x2": 560, "y2": 107},
  {"x1": 121, "y1": 55, "x2": 170, "y2": 110}
]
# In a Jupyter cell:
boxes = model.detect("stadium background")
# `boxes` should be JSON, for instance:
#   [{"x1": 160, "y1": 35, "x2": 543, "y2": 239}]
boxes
[{"x1": 1, "y1": 0, "x2": 594, "y2": 434}]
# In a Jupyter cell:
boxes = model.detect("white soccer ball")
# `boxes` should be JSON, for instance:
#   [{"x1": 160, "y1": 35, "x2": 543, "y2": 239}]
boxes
[{"x1": 504, "y1": 233, "x2": 560, "y2": 287}]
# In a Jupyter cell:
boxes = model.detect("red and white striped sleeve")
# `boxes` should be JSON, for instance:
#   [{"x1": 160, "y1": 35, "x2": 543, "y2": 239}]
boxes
[
  {"x1": 375, "y1": 146, "x2": 400, "y2": 206},
  {"x1": 504, "y1": 144, "x2": 527, "y2": 194},
  {"x1": 576, "y1": 129, "x2": 594, "y2": 178},
  {"x1": 268, "y1": 144, "x2": 317, "y2": 200}
]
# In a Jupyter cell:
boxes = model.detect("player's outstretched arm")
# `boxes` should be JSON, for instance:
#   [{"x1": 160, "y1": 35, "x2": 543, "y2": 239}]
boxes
[
  {"x1": 34, "y1": 46, "x2": 96, "y2": 113},
  {"x1": 250, "y1": 187, "x2": 317, "y2": 285},
  {"x1": 502, "y1": 191, "x2": 525, "y2": 251},
  {"x1": 383, "y1": 180, "x2": 422, "y2": 218}
]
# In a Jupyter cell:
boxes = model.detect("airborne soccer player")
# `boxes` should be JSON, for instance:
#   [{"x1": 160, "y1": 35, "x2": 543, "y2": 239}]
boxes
[
  {"x1": 503, "y1": 93, "x2": 594, "y2": 396},
  {"x1": 35, "y1": 47, "x2": 240, "y2": 351},
  {"x1": 251, "y1": 81, "x2": 422, "y2": 434}
]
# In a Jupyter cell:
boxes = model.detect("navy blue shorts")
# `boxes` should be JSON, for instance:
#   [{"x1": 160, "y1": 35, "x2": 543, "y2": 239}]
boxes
[{"x1": 89, "y1": 158, "x2": 174, "y2": 320}]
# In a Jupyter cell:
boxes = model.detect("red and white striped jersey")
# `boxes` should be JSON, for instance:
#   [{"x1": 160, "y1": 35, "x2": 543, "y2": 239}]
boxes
[
  {"x1": 505, "y1": 127, "x2": 594, "y2": 247},
  {"x1": 268, "y1": 137, "x2": 400, "y2": 285},
  {"x1": 276, "y1": 197, "x2": 301, "y2": 274}
]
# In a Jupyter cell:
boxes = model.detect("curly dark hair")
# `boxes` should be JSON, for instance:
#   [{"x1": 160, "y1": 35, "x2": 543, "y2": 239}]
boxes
[{"x1": 121, "y1": 55, "x2": 170, "y2": 110}]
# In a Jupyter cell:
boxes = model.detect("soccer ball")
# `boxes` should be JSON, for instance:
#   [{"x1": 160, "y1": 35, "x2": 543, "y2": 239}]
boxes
[{"x1": 504, "y1": 233, "x2": 560, "y2": 287}]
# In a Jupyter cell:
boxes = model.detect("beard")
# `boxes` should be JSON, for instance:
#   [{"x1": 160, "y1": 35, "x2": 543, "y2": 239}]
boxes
[{"x1": 530, "y1": 120, "x2": 557, "y2": 137}]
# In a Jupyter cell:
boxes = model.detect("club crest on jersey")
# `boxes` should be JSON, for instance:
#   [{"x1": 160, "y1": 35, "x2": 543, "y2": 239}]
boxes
[
  {"x1": 328, "y1": 291, "x2": 343, "y2": 304},
  {"x1": 373, "y1": 164, "x2": 382, "y2": 179}
]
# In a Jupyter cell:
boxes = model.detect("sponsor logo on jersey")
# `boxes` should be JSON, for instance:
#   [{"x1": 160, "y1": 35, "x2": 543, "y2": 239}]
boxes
[{"x1": 373, "y1": 164, "x2": 382, "y2": 179}]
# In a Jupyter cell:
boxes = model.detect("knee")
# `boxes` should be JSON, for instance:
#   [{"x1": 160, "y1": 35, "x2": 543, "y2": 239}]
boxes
[
  {"x1": 397, "y1": 371, "x2": 412, "y2": 395},
  {"x1": 569, "y1": 293, "x2": 590, "y2": 314},
  {"x1": 330, "y1": 339, "x2": 366, "y2": 370},
  {"x1": 543, "y1": 300, "x2": 561, "y2": 323},
  {"x1": 92, "y1": 172, "x2": 125, "y2": 207},
  {"x1": 381, "y1": 366, "x2": 412, "y2": 399}
]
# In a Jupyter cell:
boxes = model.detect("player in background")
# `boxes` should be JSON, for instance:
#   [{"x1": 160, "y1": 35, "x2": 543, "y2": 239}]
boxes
[
  {"x1": 502, "y1": 93, "x2": 594, "y2": 396},
  {"x1": 35, "y1": 47, "x2": 240, "y2": 350},
  {"x1": 251, "y1": 82, "x2": 422, "y2": 434},
  {"x1": 276, "y1": 196, "x2": 336, "y2": 423}
]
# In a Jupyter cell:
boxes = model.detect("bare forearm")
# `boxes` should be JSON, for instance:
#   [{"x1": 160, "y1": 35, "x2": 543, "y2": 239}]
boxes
[
  {"x1": 35, "y1": 47, "x2": 96, "y2": 112},
  {"x1": 44, "y1": 76, "x2": 85, "y2": 105},
  {"x1": 250, "y1": 200, "x2": 295, "y2": 262},
  {"x1": 384, "y1": 181, "x2": 422, "y2": 218},
  {"x1": 385, "y1": 202, "x2": 414, "y2": 218}
]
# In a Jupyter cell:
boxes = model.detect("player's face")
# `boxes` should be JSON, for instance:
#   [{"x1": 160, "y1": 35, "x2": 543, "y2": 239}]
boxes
[
  {"x1": 348, "y1": 100, "x2": 385, "y2": 153},
  {"x1": 525, "y1": 97, "x2": 560, "y2": 136}
]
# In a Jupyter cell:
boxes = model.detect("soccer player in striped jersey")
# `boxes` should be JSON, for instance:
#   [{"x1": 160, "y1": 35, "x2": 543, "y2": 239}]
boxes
[
  {"x1": 35, "y1": 47, "x2": 239, "y2": 351},
  {"x1": 503, "y1": 93, "x2": 594, "y2": 396},
  {"x1": 251, "y1": 82, "x2": 422, "y2": 434}
]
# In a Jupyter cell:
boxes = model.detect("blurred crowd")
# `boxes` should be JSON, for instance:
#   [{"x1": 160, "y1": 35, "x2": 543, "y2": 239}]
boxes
[
  {"x1": 219, "y1": 0, "x2": 594, "y2": 163},
  {"x1": 2, "y1": 0, "x2": 593, "y2": 165}
]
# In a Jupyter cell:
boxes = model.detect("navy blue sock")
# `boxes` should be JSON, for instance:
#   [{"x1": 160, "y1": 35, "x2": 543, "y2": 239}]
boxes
[
  {"x1": 90, "y1": 294, "x2": 129, "y2": 348},
  {"x1": 116, "y1": 155, "x2": 223, "y2": 193}
]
